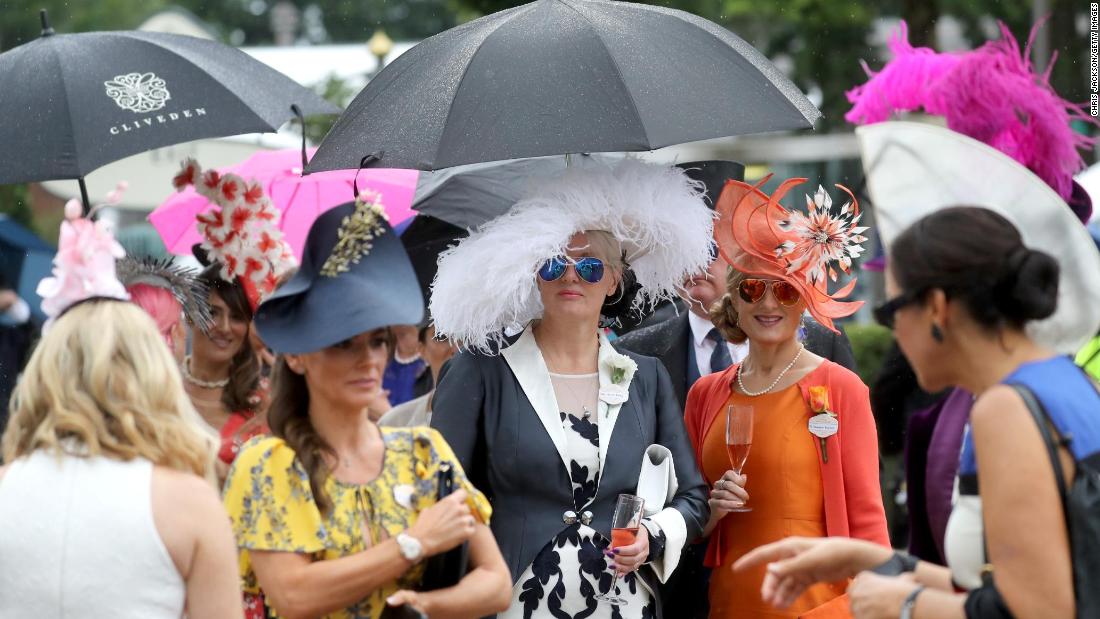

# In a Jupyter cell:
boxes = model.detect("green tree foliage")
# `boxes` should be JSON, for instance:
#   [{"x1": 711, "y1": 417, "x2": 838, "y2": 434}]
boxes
[
  {"x1": 845, "y1": 323, "x2": 894, "y2": 386},
  {"x1": 0, "y1": 0, "x2": 169, "y2": 51}
]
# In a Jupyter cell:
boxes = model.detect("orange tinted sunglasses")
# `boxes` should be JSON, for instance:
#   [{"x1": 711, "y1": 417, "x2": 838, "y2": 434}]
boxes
[{"x1": 737, "y1": 278, "x2": 801, "y2": 306}]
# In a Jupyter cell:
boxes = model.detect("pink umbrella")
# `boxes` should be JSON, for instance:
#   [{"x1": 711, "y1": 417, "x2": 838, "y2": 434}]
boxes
[{"x1": 149, "y1": 148, "x2": 419, "y2": 259}]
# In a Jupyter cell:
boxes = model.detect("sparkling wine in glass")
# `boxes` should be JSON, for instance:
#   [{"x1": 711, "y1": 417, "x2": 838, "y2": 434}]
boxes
[
  {"x1": 595, "y1": 494, "x2": 646, "y2": 606},
  {"x1": 725, "y1": 405, "x2": 753, "y2": 513}
]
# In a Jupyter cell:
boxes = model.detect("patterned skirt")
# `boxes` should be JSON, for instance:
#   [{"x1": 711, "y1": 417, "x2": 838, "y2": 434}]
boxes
[{"x1": 502, "y1": 523, "x2": 655, "y2": 619}]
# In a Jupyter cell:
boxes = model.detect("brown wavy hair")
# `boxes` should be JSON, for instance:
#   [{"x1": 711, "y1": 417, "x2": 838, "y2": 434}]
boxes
[
  {"x1": 266, "y1": 329, "x2": 394, "y2": 516},
  {"x1": 707, "y1": 267, "x2": 749, "y2": 344},
  {"x1": 197, "y1": 267, "x2": 261, "y2": 414}
]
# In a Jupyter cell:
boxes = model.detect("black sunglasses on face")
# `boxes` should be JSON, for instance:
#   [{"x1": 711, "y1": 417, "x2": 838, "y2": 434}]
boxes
[{"x1": 873, "y1": 290, "x2": 922, "y2": 329}]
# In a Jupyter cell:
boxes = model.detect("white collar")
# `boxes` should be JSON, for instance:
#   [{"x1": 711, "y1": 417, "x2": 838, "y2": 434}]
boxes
[{"x1": 688, "y1": 310, "x2": 720, "y2": 347}]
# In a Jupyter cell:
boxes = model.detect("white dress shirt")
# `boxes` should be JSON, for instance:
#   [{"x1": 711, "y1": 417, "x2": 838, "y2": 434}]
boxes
[{"x1": 688, "y1": 311, "x2": 748, "y2": 377}]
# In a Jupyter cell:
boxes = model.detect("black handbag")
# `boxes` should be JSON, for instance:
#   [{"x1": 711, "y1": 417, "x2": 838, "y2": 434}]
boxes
[
  {"x1": 1012, "y1": 383, "x2": 1100, "y2": 619},
  {"x1": 419, "y1": 461, "x2": 470, "y2": 591},
  {"x1": 380, "y1": 461, "x2": 470, "y2": 619}
]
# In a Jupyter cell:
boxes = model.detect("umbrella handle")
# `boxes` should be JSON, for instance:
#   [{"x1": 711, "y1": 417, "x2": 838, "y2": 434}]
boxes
[
  {"x1": 352, "y1": 152, "x2": 383, "y2": 199},
  {"x1": 291, "y1": 104, "x2": 308, "y2": 174}
]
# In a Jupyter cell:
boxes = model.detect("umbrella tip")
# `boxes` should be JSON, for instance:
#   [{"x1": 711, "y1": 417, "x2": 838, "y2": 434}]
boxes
[{"x1": 39, "y1": 9, "x2": 55, "y2": 37}]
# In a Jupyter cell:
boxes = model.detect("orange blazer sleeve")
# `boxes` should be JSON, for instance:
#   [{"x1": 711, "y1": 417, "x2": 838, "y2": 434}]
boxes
[{"x1": 834, "y1": 369, "x2": 890, "y2": 547}]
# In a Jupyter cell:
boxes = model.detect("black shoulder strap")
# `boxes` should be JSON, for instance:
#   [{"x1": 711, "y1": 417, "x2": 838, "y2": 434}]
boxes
[{"x1": 1011, "y1": 384, "x2": 1069, "y2": 508}]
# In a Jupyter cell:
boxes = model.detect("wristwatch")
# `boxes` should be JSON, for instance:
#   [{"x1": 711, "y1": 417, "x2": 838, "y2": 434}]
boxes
[
  {"x1": 871, "y1": 551, "x2": 919, "y2": 576},
  {"x1": 900, "y1": 585, "x2": 925, "y2": 619},
  {"x1": 396, "y1": 532, "x2": 424, "y2": 563}
]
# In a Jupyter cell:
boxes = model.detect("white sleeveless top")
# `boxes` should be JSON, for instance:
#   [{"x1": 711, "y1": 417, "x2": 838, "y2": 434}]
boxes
[{"x1": 0, "y1": 450, "x2": 185, "y2": 619}]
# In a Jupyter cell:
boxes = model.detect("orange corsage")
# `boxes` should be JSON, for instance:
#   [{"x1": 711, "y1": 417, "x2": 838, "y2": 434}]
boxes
[{"x1": 807, "y1": 385, "x2": 839, "y2": 463}]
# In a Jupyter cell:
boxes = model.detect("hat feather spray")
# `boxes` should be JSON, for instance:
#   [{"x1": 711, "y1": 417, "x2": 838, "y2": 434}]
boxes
[{"x1": 846, "y1": 19, "x2": 1096, "y2": 202}]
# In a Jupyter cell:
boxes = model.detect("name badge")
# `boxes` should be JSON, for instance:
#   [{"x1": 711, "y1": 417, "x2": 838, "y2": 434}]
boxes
[
  {"x1": 808, "y1": 413, "x2": 839, "y2": 439},
  {"x1": 599, "y1": 385, "x2": 628, "y2": 404}
]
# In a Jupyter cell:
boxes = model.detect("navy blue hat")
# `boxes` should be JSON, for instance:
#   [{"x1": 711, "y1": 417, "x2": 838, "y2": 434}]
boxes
[
  {"x1": 254, "y1": 199, "x2": 425, "y2": 354},
  {"x1": 675, "y1": 160, "x2": 745, "y2": 208}
]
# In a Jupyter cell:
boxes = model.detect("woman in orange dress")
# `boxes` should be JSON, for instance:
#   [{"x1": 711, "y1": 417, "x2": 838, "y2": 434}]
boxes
[{"x1": 684, "y1": 177, "x2": 889, "y2": 618}]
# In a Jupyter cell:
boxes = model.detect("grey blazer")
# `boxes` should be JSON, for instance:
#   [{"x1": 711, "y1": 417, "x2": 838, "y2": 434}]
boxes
[{"x1": 431, "y1": 328, "x2": 709, "y2": 609}]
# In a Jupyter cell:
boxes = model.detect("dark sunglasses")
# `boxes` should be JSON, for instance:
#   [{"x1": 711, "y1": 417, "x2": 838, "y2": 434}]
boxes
[
  {"x1": 873, "y1": 290, "x2": 922, "y2": 329},
  {"x1": 538, "y1": 256, "x2": 605, "y2": 284},
  {"x1": 737, "y1": 278, "x2": 801, "y2": 306}
]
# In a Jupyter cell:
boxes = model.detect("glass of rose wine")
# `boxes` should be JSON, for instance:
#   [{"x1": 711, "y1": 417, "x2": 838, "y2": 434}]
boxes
[
  {"x1": 725, "y1": 405, "x2": 753, "y2": 512},
  {"x1": 595, "y1": 493, "x2": 646, "y2": 606}
]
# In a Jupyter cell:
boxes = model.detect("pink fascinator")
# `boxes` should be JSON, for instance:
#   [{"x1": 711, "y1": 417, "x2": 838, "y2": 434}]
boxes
[{"x1": 36, "y1": 187, "x2": 130, "y2": 327}]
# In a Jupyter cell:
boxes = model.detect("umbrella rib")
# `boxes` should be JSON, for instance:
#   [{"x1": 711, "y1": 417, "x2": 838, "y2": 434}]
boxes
[
  {"x1": 430, "y1": 2, "x2": 540, "y2": 168},
  {"x1": 624, "y1": 2, "x2": 821, "y2": 128},
  {"x1": 555, "y1": 0, "x2": 650, "y2": 148},
  {"x1": 48, "y1": 38, "x2": 84, "y2": 179}
]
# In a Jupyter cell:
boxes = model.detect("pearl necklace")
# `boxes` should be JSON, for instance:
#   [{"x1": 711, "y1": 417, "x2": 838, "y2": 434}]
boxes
[
  {"x1": 736, "y1": 346, "x2": 804, "y2": 397},
  {"x1": 182, "y1": 355, "x2": 230, "y2": 389}
]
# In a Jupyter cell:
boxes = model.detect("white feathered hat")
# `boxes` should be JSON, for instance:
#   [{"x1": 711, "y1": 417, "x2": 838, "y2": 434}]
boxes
[{"x1": 430, "y1": 158, "x2": 714, "y2": 352}]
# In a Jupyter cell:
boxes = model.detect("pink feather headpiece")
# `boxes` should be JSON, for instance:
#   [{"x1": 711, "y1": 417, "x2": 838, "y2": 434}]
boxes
[
  {"x1": 846, "y1": 20, "x2": 1096, "y2": 201},
  {"x1": 172, "y1": 158, "x2": 297, "y2": 310},
  {"x1": 36, "y1": 190, "x2": 130, "y2": 327}
]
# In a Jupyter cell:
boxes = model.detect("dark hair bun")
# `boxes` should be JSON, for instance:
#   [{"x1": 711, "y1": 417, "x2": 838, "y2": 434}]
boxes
[
  {"x1": 599, "y1": 268, "x2": 642, "y2": 328},
  {"x1": 995, "y1": 247, "x2": 1059, "y2": 323}
]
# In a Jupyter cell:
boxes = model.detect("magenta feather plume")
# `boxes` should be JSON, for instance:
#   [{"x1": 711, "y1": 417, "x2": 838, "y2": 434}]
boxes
[
  {"x1": 847, "y1": 20, "x2": 1097, "y2": 200},
  {"x1": 844, "y1": 22, "x2": 961, "y2": 125}
]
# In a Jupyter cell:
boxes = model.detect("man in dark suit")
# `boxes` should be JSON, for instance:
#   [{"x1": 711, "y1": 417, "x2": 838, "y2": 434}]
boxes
[{"x1": 613, "y1": 160, "x2": 857, "y2": 618}]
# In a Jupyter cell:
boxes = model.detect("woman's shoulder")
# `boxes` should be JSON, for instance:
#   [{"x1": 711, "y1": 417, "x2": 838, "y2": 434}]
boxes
[
  {"x1": 230, "y1": 435, "x2": 297, "y2": 477},
  {"x1": 805, "y1": 358, "x2": 868, "y2": 394}
]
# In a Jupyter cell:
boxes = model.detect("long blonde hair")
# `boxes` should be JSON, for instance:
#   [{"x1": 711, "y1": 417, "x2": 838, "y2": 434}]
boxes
[{"x1": 2, "y1": 301, "x2": 217, "y2": 481}]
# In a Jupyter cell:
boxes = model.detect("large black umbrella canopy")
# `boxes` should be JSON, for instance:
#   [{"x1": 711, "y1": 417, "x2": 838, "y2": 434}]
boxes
[
  {"x1": 0, "y1": 14, "x2": 338, "y2": 193},
  {"x1": 308, "y1": 0, "x2": 820, "y2": 173}
]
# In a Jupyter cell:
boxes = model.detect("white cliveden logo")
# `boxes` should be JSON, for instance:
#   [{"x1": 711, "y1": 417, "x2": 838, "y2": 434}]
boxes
[{"x1": 104, "y1": 72, "x2": 171, "y2": 113}]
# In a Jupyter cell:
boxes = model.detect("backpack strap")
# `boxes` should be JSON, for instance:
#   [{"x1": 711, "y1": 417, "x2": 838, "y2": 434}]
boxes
[{"x1": 1010, "y1": 384, "x2": 1070, "y2": 509}]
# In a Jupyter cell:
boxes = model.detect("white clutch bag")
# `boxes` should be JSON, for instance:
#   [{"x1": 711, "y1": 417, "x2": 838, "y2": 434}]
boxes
[{"x1": 636, "y1": 444, "x2": 678, "y2": 517}]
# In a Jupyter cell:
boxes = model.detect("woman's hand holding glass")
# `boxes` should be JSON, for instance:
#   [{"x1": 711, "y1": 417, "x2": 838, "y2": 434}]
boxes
[
  {"x1": 732, "y1": 537, "x2": 894, "y2": 609},
  {"x1": 708, "y1": 470, "x2": 749, "y2": 517},
  {"x1": 606, "y1": 524, "x2": 649, "y2": 575},
  {"x1": 406, "y1": 490, "x2": 478, "y2": 557}
]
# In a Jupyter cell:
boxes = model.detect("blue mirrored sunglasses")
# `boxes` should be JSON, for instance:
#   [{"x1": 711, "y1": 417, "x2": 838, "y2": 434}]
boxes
[{"x1": 538, "y1": 256, "x2": 605, "y2": 284}]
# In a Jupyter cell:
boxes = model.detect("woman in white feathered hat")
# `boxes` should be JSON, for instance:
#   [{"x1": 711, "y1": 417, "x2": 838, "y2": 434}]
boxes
[{"x1": 430, "y1": 159, "x2": 712, "y2": 618}]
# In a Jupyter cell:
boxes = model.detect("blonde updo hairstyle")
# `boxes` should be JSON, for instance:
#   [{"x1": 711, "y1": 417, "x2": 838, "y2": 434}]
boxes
[
  {"x1": 576, "y1": 229, "x2": 626, "y2": 273},
  {"x1": 2, "y1": 301, "x2": 218, "y2": 482},
  {"x1": 707, "y1": 267, "x2": 749, "y2": 344}
]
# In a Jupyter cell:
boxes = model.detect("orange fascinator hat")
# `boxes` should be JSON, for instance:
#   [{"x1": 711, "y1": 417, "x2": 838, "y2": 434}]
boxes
[{"x1": 714, "y1": 175, "x2": 868, "y2": 332}]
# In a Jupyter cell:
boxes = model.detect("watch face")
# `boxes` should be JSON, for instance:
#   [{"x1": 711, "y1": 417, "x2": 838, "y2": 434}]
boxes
[{"x1": 398, "y1": 534, "x2": 422, "y2": 560}]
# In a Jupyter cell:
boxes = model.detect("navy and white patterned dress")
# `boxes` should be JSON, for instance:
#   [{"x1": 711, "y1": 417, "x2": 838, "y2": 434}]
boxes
[{"x1": 502, "y1": 372, "x2": 656, "y2": 619}]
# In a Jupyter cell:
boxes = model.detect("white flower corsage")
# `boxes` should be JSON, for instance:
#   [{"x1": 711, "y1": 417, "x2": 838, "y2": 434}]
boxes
[
  {"x1": 599, "y1": 353, "x2": 638, "y2": 408},
  {"x1": 393, "y1": 484, "x2": 416, "y2": 509}
]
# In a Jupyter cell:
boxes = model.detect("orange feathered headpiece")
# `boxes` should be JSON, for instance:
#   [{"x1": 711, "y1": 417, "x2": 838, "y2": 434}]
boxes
[{"x1": 713, "y1": 175, "x2": 868, "y2": 332}]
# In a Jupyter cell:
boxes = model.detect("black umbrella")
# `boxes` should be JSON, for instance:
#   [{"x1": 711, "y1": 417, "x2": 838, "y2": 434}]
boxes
[
  {"x1": 308, "y1": 0, "x2": 819, "y2": 173},
  {"x1": 400, "y1": 215, "x2": 468, "y2": 310},
  {"x1": 0, "y1": 11, "x2": 338, "y2": 207}
]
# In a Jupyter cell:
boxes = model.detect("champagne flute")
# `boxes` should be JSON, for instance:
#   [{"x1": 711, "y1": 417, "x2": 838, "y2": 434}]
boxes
[
  {"x1": 595, "y1": 493, "x2": 646, "y2": 606},
  {"x1": 724, "y1": 405, "x2": 753, "y2": 513}
]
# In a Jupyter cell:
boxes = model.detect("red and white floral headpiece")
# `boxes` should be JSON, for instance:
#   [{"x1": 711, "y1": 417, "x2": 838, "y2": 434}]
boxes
[{"x1": 172, "y1": 158, "x2": 297, "y2": 309}]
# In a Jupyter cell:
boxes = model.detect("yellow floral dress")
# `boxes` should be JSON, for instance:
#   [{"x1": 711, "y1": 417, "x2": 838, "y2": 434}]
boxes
[{"x1": 223, "y1": 426, "x2": 492, "y2": 619}]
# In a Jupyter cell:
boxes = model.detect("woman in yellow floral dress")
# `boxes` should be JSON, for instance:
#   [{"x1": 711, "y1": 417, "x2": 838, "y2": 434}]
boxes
[{"x1": 223, "y1": 199, "x2": 512, "y2": 619}]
